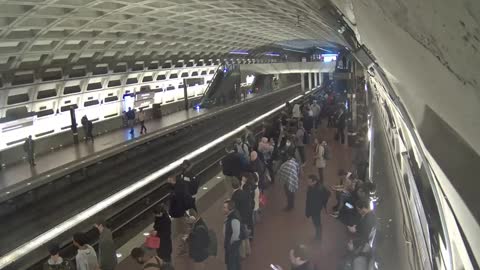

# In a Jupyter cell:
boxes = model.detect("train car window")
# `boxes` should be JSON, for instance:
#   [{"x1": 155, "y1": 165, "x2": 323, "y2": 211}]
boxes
[
  {"x1": 84, "y1": 100, "x2": 99, "y2": 107},
  {"x1": 209, "y1": 70, "x2": 215, "y2": 74},
  {"x1": 69, "y1": 69, "x2": 86, "y2": 78},
  {"x1": 42, "y1": 70, "x2": 62, "y2": 81},
  {"x1": 12, "y1": 74, "x2": 34, "y2": 86},
  {"x1": 104, "y1": 96, "x2": 119, "y2": 103},
  {"x1": 201, "y1": 70, "x2": 207, "y2": 75},
  {"x1": 92, "y1": 66, "x2": 108, "y2": 75},
  {"x1": 142, "y1": 76, "x2": 153, "y2": 82},
  {"x1": 166, "y1": 86, "x2": 175, "y2": 91},
  {"x1": 113, "y1": 65, "x2": 127, "y2": 73},
  {"x1": 64, "y1": 85, "x2": 81, "y2": 94},
  {"x1": 37, "y1": 89, "x2": 57, "y2": 99},
  {"x1": 37, "y1": 109, "x2": 54, "y2": 117},
  {"x1": 108, "y1": 80, "x2": 121, "y2": 87},
  {"x1": 126, "y1": 78, "x2": 138, "y2": 84},
  {"x1": 175, "y1": 62, "x2": 184, "y2": 68},
  {"x1": 60, "y1": 104, "x2": 78, "y2": 112},
  {"x1": 186, "y1": 62, "x2": 194, "y2": 67},
  {"x1": 86, "y1": 82, "x2": 102, "y2": 91},
  {"x1": 7, "y1": 93, "x2": 30, "y2": 105},
  {"x1": 156, "y1": 74, "x2": 166, "y2": 81},
  {"x1": 162, "y1": 62, "x2": 172, "y2": 69},
  {"x1": 132, "y1": 65, "x2": 143, "y2": 71},
  {"x1": 169, "y1": 73, "x2": 178, "y2": 79},
  {"x1": 181, "y1": 72, "x2": 189, "y2": 78},
  {"x1": 191, "y1": 71, "x2": 199, "y2": 76}
]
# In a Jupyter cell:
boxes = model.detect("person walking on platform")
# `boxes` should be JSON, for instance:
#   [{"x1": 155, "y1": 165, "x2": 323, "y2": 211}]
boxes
[
  {"x1": 306, "y1": 175, "x2": 331, "y2": 240},
  {"x1": 23, "y1": 135, "x2": 35, "y2": 166},
  {"x1": 94, "y1": 219, "x2": 117, "y2": 270},
  {"x1": 276, "y1": 155, "x2": 300, "y2": 211},
  {"x1": 223, "y1": 199, "x2": 242, "y2": 270},
  {"x1": 126, "y1": 107, "x2": 136, "y2": 135},
  {"x1": 335, "y1": 108, "x2": 346, "y2": 144},
  {"x1": 292, "y1": 103, "x2": 302, "y2": 121},
  {"x1": 153, "y1": 204, "x2": 173, "y2": 263},
  {"x1": 73, "y1": 232, "x2": 98, "y2": 270},
  {"x1": 43, "y1": 242, "x2": 73, "y2": 270},
  {"x1": 138, "y1": 108, "x2": 147, "y2": 134}
]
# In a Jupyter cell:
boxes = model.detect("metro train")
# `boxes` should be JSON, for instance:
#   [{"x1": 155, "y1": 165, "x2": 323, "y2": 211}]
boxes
[
  {"x1": 369, "y1": 66, "x2": 477, "y2": 270},
  {"x1": 0, "y1": 60, "x2": 217, "y2": 151}
]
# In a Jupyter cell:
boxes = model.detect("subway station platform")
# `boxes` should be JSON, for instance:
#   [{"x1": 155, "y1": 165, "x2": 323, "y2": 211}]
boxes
[
  {"x1": 116, "y1": 123, "x2": 352, "y2": 270},
  {"x1": 0, "y1": 107, "x2": 208, "y2": 195},
  {"x1": 0, "y1": 91, "x2": 269, "y2": 201}
]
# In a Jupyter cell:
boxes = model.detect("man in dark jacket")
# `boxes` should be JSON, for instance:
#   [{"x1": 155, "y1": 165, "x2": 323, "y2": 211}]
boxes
[
  {"x1": 168, "y1": 174, "x2": 194, "y2": 244},
  {"x1": 223, "y1": 200, "x2": 242, "y2": 270},
  {"x1": 23, "y1": 135, "x2": 35, "y2": 166},
  {"x1": 187, "y1": 209, "x2": 209, "y2": 269},
  {"x1": 222, "y1": 146, "x2": 244, "y2": 190},
  {"x1": 231, "y1": 179, "x2": 250, "y2": 227},
  {"x1": 153, "y1": 204, "x2": 172, "y2": 263},
  {"x1": 336, "y1": 108, "x2": 346, "y2": 144},
  {"x1": 94, "y1": 219, "x2": 117, "y2": 270},
  {"x1": 305, "y1": 175, "x2": 330, "y2": 240},
  {"x1": 179, "y1": 160, "x2": 199, "y2": 198}
]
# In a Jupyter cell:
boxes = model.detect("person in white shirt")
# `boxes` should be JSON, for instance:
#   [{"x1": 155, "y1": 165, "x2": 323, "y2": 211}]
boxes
[{"x1": 73, "y1": 232, "x2": 99, "y2": 270}]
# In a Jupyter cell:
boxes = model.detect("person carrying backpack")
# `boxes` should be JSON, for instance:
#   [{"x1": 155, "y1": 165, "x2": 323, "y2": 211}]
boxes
[
  {"x1": 305, "y1": 174, "x2": 331, "y2": 240},
  {"x1": 187, "y1": 209, "x2": 216, "y2": 270},
  {"x1": 43, "y1": 242, "x2": 73, "y2": 270}
]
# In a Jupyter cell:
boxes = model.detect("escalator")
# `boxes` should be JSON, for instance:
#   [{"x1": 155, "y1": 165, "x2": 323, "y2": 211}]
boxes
[
  {"x1": 251, "y1": 74, "x2": 274, "y2": 94},
  {"x1": 199, "y1": 63, "x2": 241, "y2": 108}
]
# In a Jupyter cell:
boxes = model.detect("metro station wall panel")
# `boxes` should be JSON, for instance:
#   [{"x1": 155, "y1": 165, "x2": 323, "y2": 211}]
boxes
[{"x1": 0, "y1": 64, "x2": 220, "y2": 151}]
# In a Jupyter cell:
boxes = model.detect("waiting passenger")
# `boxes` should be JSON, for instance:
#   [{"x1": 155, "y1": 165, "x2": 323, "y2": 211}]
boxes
[
  {"x1": 289, "y1": 244, "x2": 315, "y2": 270},
  {"x1": 221, "y1": 146, "x2": 244, "y2": 190},
  {"x1": 257, "y1": 137, "x2": 275, "y2": 184},
  {"x1": 295, "y1": 122, "x2": 307, "y2": 165},
  {"x1": 23, "y1": 135, "x2": 35, "y2": 167},
  {"x1": 130, "y1": 247, "x2": 172, "y2": 270},
  {"x1": 292, "y1": 103, "x2": 302, "y2": 120},
  {"x1": 126, "y1": 107, "x2": 136, "y2": 135},
  {"x1": 179, "y1": 159, "x2": 199, "y2": 198},
  {"x1": 186, "y1": 209, "x2": 210, "y2": 269},
  {"x1": 247, "y1": 151, "x2": 268, "y2": 191},
  {"x1": 231, "y1": 178, "x2": 250, "y2": 237},
  {"x1": 153, "y1": 204, "x2": 172, "y2": 263},
  {"x1": 240, "y1": 173, "x2": 256, "y2": 238},
  {"x1": 223, "y1": 199, "x2": 242, "y2": 270},
  {"x1": 347, "y1": 200, "x2": 376, "y2": 269},
  {"x1": 43, "y1": 242, "x2": 72, "y2": 270},
  {"x1": 243, "y1": 126, "x2": 256, "y2": 151},
  {"x1": 234, "y1": 138, "x2": 250, "y2": 163},
  {"x1": 313, "y1": 139, "x2": 327, "y2": 182},
  {"x1": 305, "y1": 175, "x2": 331, "y2": 240},
  {"x1": 168, "y1": 174, "x2": 195, "y2": 241},
  {"x1": 276, "y1": 155, "x2": 300, "y2": 211},
  {"x1": 302, "y1": 108, "x2": 314, "y2": 134},
  {"x1": 310, "y1": 100, "x2": 321, "y2": 128},
  {"x1": 81, "y1": 115, "x2": 89, "y2": 140},
  {"x1": 138, "y1": 108, "x2": 147, "y2": 134},
  {"x1": 335, "y1": 108, "x2": 346, "y2": 144},
  {"x1": 73, "y1": 232, "x2": 98, "y2": 270},
  {"x1": 93, "y1": 219, "x2": 117, "y2": 270},
  {"x1": 86, "y1": 120, "x2": 94, "y2": 142}
]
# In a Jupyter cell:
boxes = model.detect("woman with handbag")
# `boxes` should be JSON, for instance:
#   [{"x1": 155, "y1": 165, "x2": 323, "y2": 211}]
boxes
[{"x1": 153, "y1": 204, "x2": 172, "y2": 263}]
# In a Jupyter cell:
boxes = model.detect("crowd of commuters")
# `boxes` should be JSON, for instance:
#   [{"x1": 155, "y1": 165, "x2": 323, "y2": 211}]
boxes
[{"x1": 43, "y1": 87, "x2": 375, "y2": 270}]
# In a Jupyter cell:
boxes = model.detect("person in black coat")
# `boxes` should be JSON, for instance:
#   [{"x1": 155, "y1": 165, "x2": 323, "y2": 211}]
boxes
[
  {"x1": 153, "y1": 204, "x2": 172, "y2": 262},
  {"x1": 336, "y1": 108, "x2": 346, "y2": 144},
  {"x1": 187, "y1": 209, "x2": 209, "y2": 267},
  {"x1": 305, "y1": 175, "x2": 330, "y2": 240},
  {"x1": 231, "y1": 178, "x2": 250, "y2": 225}
]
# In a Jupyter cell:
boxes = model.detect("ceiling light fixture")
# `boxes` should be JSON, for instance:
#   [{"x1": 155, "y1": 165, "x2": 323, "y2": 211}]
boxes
[{"x1": 229, "y1": 50, "x2": 249, "y2": 55}]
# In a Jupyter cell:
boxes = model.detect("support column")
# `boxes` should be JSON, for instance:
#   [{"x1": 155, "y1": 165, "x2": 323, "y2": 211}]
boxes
[
  {"x1": 300, "y1": 73, "x2": 305, "y2": 91},
  {"x1": 308, "y1": 73, "x2": 312, "y2": 90},
  {"x1": 314, "y1": 72, "x2": 318, "y2": 87},
  {"x1": 319, "y1": 73, "x2": 323, "y2": 87}
]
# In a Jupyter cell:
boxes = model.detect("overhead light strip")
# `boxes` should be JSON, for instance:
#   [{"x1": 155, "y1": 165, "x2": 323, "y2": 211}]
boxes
[{"x1": 0, "y1": 90, "x2": 311, "y2": 269}]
